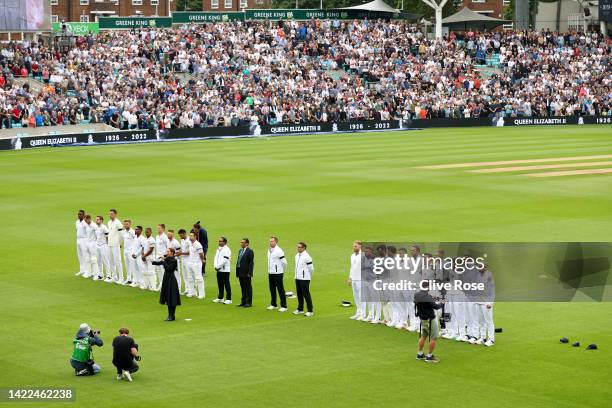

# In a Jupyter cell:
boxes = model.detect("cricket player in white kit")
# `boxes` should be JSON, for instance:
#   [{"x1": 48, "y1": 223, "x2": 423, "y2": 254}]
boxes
[
  {"x1": 130, "y1": 226, "x2": 146, "y2": 288},
  {"x1": 106, "y1": 209, "x2": 124, "y2": 283},
  {"x1": 75, "y1": 210, "x2": 87, "y2": 276},
  {"x1": 475, "y1": 265, "x2": 495, "y2": 346},
  {"x1": 167, "y1": 230, "x2": 182, "y2": 290},
  {"x1": 94, "y1": 216, "x2": 111, "y2": 281},
  {"x1": 83, "y1": 215, "x2": 100, "y2": 279},
  {"x1": 186, "y1": 232, "x2": 205, "y2": 299},
  {"x1": 142, "y1": 227, "x2": 157, "y2": 291},
  {"x1": 154, "y1": 224, "x2": 169, "y2": 291},
  {"x1": 177, "y1": 229, "x2": 191, "y2": 295},
  {"x1": 348, "y1": 241, "x2": 365, "y2": 320},
  {"x1": 122, "y1": 220, "x2": 136, "y2": 285}
]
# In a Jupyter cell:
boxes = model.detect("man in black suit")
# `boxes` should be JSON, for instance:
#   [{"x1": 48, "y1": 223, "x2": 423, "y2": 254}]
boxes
[{"x1": 236, "y1": 238, "x2": 254, "y2": 307}]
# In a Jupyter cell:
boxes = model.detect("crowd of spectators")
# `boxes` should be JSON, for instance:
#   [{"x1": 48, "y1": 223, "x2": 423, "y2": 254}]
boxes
[{"x1": 0, "y1": 19, "x2": 610, "y2": 130}]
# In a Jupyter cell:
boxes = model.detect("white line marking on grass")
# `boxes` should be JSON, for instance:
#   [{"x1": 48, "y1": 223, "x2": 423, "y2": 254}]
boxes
[
  {"x1": 418, "y1": 154, "x2": 612, "y2": 169},
  {"x1": 525, "y1": 168, "x2": 612, "y2": 177},
  {"x1": 470, "y1": 161, "x2": 612, "y2": 173}
]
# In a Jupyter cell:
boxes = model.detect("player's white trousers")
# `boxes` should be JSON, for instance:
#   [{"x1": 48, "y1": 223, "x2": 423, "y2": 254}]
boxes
[
  {"x1": 85, "y1": 241, "x2": 99, "y2": 278},
  {"x1": 186, "y1": 262, "x2": 205, "y2": 298},
  {"x1": 351, "y1": 280, "x2": 366, "y2": 317},
  {"x1": 175, "y1": 258, "x2": 183, "y2": 292},
  {"x1": 76, "y1": 238, "x2": 87, "y2": 274},
  {"x1": 96, "y1": 245, "x2": 111, "y2": 279},
  {"x1": 477, "y1": 304, "x2": 495, "y2": 341},
  {"x1": 133, "y1": 258, "x2": 145, "y2": 287},
  {"x1": 124, "y1": 251, "x2": 135, "y2": 283},
  {"x1": 465, "y1": 302, "x2": 480, "y2": 338},
  {"x1": 108, "y1": 246, "x2": 124, "y2": 282},
  {"x1": 143, "y1": 260, "x2": 157, "y2": 290}
]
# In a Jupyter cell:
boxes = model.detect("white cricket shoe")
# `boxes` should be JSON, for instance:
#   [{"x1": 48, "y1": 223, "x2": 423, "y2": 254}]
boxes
[
  {"x1": 293, "y1": 310, "x2": 304, "y2": 315},
  {"x1": 224, "y1": 300, "x2": 232, "y2": 305},
  {"x1": 386, "y1": 321, "x2": 395, "y2": 327},
  {"x1": 122, "y1": 370, "x2": 132, "y2": 382},
  {"x1": 105, "y1": 277, "x2": 113, "y2": 283},
  {"x1": 365, "y1": 316, "x2": 373, "y2": 322},
  {"x1": 395, "y1": 323, "x2": 405, "y2": 329},
  {"x1": 197, "y1": 295, "x2": 205, "y2": 300},
  {"x1": 212, "y1": 298, "x2": 222, "y2": 303},
  {"x1": 370, "y1": 318, "x2": 381, "y2": 324},
  {"x1": 468, "y1": 337, "x2": 477, "y2": 344},
  {"x1": 75, "y1": 271, "x2": 83, "y2": 276},
  {"x1": 407, "y1": 326, "x2": 417, "y2": 332},
  {"x1": 266, "y1": 305, "x2": 277, "y2": 310},
  {"x1": 356, "y1": 316, "x2": 365, "y2": 321},
  {"x1": 116, "y1": 374, "x2": 122, "y2": 380},
  {"x1": 457, "y1": 335, "x2": 468, "y2": 342},
  {"x1": 475, "y1": 338, "x2": 484, "y2": 345},
  {"x1": 186, "y1": 293, "x2": 193, "y2": 298},
  {"x1": 484, "y1": 340, "x2": 495, "y2": 347},
  {"x1": 278, "y1": 307, "x2": 287, "y2": 312},
  {"x1": 305, "y1": 312, "x2": 314, "y2": 317},
  {"x1": 349, "y1": 314, "x2": 359, "y2": 320}
]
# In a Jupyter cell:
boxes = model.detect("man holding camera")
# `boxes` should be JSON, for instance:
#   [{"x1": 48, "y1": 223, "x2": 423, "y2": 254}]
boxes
[
  {"x1": 70, "y1": 323, "x2": 103, "y2": 376},
  {"x1": 112, "y1": 327, "x2": 141, "y2": 382},
  {"x1": 414, "y1": 281, "x2": 443, "y2": 363}
]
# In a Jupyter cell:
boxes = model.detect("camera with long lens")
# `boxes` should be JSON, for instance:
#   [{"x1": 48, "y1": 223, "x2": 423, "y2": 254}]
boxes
[{"x1": 89, "y1": 329, "x2": 101, "y2": 338}]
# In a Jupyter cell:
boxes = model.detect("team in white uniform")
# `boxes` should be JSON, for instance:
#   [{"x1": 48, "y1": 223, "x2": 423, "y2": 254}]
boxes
[{"x1": 349, "y1": 244, "x2": 496, "y2": 347}]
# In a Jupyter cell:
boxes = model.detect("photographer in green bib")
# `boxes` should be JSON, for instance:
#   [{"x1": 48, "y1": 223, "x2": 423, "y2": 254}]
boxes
[{"x1": 70, "y1": 323, "x2": 104, "y2": 376}]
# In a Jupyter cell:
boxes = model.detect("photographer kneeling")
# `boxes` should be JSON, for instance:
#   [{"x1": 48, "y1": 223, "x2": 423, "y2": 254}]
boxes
[
  {"x1": 70, "y1": 323, "x2": 103, "y2": 376},
  {"x1": 112, "y1": 327, "x2": 141, "y2": 382},
  {"x1": 414, "y1": 281, "x2": 443, "y2": 363}
]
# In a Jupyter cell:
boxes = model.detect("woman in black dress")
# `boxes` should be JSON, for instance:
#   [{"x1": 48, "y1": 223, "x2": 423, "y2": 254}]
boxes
[{"x1": 152, "y1": 248, "x2": 181, "y2": 321}]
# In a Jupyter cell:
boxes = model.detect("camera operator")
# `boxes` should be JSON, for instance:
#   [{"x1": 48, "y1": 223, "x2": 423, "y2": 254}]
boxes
[
  {"x1": 112, "y1": 327, "x2": 141, "y2": 382},
  {"x1": 414, "y1": 281, "x2": 443, "y2": 363},
  {"x1": 70, "y1": 323, "x2": 103, "y2": 376}
]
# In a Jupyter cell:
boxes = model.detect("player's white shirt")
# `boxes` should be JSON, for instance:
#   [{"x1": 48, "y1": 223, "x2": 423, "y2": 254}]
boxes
[
  {"x1": 180, "y1": 238, "x2": 190, "y2": 258},
  {"x1": 76, "y1": 219, "x2": 87, "y2": 239},
  {"x1": 143, "y1": 236, "x2": 156, "y2": 261},
  {"x1": 132, "y1": 235, "x2": 145, "y2": 257},
  {"x1": 169, "y1": 238, "x2": 180, "y2": 252},
  {"x1": 107, "y1": 218, "x2": 123, "y2": 247},
  {"x1": 188, "y1": 241, "x2": 203, "y2": 265},
  {"x1": 349, "y1": 251, "x2": 361, "y2": 280},
  {"x1": 95, "y1": 224, "x2": 109, "y2": 246},
  {"x1": 155, "y1": 233, "x2": 169, "y2": 258},
  {"x1": 85, "y1": 222, "x2": 97, "y2": 241},
  {"x1": 122, "y1": 228, "x2": 136, "y2": 253}
]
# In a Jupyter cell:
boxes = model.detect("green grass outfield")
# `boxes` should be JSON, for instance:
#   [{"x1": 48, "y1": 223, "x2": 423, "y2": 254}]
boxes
[{"x1": 1, "y1": 125, "x2": 611, "y2": 408}]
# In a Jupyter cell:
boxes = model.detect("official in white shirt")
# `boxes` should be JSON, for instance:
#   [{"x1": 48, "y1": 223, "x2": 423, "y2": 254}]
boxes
[
  {"x1": 186, "y1": 232, "x2": 206, "y2": 299},
  {"x1": 267, "y1": 236, "x2": 288, "y2": 311},
  {"x1": 213, "y1": 236, "x2": 232, "y2": 304},
  {"x1": 122, "y1": 220, "x2": 136, "y2": 285},
  {"x1": 347, "y1": 241, "x2": 365, "y2": 320},
  {"x1": 130, "y1": 226, "x2": 146, "y2": 288},
  {"x1": 167, "y1": 230, "x2": 182, "y2": 290},
  {"x1": 154, "y1": 224, "x2": 170, "y2": 291},
  {"x1": 83, "y1": 214, "x2": 100, "y2": 279},
  {"x1": 293, "y1": 242, "x2": 314, "y2": 317},
  {"x1": 107, "y1": 209, "x2": 124, "y2": 283},
  {"x1": 94, "y1": 216, "x2": 111, "y2": 281},
  {"x1": 75, "y1": 210, "x2": 87, "y2": 276}
]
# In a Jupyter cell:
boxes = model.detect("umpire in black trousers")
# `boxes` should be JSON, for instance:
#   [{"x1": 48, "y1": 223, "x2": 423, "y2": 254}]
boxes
[
  {"x1": 236, "y1": 238, "x2": 254, "y2": 307},
  {"x1": 152, "y1": 248, "x2": 181, "y2": 321}
]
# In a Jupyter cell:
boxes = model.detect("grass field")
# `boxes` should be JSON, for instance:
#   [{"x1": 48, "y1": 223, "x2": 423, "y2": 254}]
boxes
[{"x1": 1, "y1": 125, "x2": 611, "y2": 408}]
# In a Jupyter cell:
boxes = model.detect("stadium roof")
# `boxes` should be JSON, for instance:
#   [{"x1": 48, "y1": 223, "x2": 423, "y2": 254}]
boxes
[
  {"x1": 442, "y1": 7, "x2": 507, "y2": 30},
  {"x1": 341, "y1": 0, "x2": 400, "y2": 13}
]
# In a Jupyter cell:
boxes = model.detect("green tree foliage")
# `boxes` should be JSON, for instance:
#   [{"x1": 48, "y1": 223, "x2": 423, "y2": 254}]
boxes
[{"x1": 175, "y1": 0, "x2": 204, "y2": 11}]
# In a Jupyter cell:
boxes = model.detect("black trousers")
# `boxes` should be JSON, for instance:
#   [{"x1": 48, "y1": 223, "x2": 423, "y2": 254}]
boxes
[
  {"x1": 268, "y1": 273, "x2": 286, "y2": 308},
  {"x1": 114, "y1": 361, "x2": 139, "y2": 375},
  {"x1": 239, "y1": 276, "x2": 252, "y2": 305},
  {"x1": 201, "y1": 260, "x2": 206, "y2": 276},
  {"x1": 217, "y1": 272, "x2": 231, "y2": 300},
  {"x1": 296, "y1": 279, "x2": 313, "y2": 312}
]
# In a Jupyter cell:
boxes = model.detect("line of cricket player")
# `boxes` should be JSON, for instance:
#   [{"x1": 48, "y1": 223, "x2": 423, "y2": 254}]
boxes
[
  {"x1": 348, "y1": 241, "x2": 496, "y2": 347},
  {"x1": 74, "y1": 209, "x2": 206, "y2": 298}
]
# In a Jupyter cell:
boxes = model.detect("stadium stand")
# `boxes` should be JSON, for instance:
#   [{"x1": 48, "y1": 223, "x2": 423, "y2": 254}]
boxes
[{"x1": 0, "y1": 20, "x2": 610, "y2": 130}]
